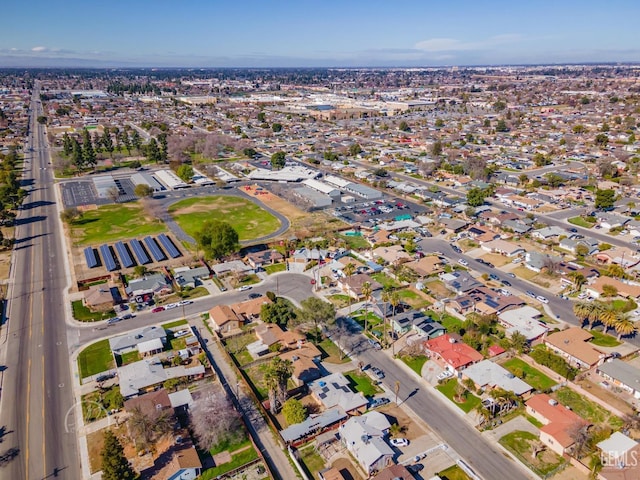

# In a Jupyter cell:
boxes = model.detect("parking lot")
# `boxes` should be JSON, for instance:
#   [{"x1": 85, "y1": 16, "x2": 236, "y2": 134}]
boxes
[
  {"x1": 60, "y1": 177, "x2": 138, "y2": 208},
  {"x1": 332, "y1": 198, "x2": 427, "y2": 225}
]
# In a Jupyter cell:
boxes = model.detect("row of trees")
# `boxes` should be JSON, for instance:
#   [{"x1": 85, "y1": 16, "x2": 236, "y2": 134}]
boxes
[{"x1": 573, "y1": 301, "x2": 636, "y2": 340}]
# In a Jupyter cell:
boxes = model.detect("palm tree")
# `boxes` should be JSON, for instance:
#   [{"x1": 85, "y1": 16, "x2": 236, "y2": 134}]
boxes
[
  {"x1": 473, "y1": 404, "x2": 492, "y2": 426},
  {"x1": 570, "y1": 272, "x2": 586, "y2": 291},
  {"x1": 614, "y1": 314, "x2": 636, "y2": 341},
  {"x1": 361, "y1": 281, "x2": 372, "y2": 334},
  {"x1": 600, "y1": 303, "x2": 620, "y2": 334},
  {"x1": 342, "y1": 262, "x2": 356, "y2": 315},
  {"x1": 388, "y1": 290, "x2": 400, "y2": 348},
  {"x1": 381, "y1": 289, "x2": 391, "y2": 346},
  {"x1": 573, "y1": 302, "x2": 591, "y2": 327}
]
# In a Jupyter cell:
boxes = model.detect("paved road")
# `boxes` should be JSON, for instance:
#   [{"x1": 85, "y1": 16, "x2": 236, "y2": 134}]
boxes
[
  {"x1": 0, "y1": 84, "x2": 79, "y2": 479},
  {"x1": 71, "y1": 273, "x2": 313, "y2": 349},
  {"x1": 349, "y1": 335, "x2": 535, "y2": 480}
]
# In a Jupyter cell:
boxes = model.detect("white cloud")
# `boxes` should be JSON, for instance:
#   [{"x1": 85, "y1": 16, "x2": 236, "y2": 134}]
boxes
[
  {"x1": 31, "y1": 46, "x2": 47, "y2": 52},
  {"x1": 415, "y1": 34, "x2": 523, "y2": 52}
]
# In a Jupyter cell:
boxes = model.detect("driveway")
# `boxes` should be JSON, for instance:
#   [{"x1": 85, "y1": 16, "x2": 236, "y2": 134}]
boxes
[
  {"x1": 421, "y1": 359, "x2": 446, "y2": 385},
  {"x1": 482, "y1": 415, "x2": 539, "y2": 444}
]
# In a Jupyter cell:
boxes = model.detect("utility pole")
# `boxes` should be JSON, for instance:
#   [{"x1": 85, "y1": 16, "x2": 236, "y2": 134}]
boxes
[{"x1": 394, "y1": 380, "x2": 400, "y2": 405}]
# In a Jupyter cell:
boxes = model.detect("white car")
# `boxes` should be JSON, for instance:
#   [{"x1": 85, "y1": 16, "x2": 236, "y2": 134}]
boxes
[
  {"x1": 178, "y1": 300, "x2": 193, "y2": 306},
  {"x1": 238, "y1": 285, "x2": 252, "y2": 292},
  {"x1": 457, "y1": 259, "x2": 469, "y2": 266},
  {"x1": 437, "y1": 370, "x2": 453, "y2": 381},
  {"x1": 537, "y1": 295, "x2": 549, "y2": 304},
  {"x1": 164, "y1": 303, "x2": 179, "y2": 310},
  {"x1": 390, "y1": 438, "x2": 409, "y2": 447}
]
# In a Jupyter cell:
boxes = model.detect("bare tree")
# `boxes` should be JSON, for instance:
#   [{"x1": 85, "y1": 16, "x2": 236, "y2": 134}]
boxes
[
  {"x1": 531, "y1": 440, "x2": 546, "y2": 459},
  {"x1": 567, "y1": 423, "x2": 591, "y2": 459},
  {"x1": 106, "y1": 187, "x2": 120, "y2": 203},
  {"x1": 190, "y1": 386, "x2": 242, "y2": 451}
]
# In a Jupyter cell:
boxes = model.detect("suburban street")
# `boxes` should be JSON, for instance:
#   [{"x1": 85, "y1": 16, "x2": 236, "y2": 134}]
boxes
[{"x1": 0, "y1": 84, "x2": 79, "y2": 478}]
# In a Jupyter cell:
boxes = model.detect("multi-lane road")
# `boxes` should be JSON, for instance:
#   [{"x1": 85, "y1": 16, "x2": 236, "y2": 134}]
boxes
[{"x1": 0, "y1": 85, "x2": 78, "y2": 478}]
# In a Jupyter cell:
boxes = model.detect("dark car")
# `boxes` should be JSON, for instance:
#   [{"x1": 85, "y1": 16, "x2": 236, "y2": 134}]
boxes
[
  {"x1": 569, "y1": 228, "x2": 578, "y2": 233},
  {"x1": 489, "y1": 273, "x2": 500, "y2": 281},
  {"x1": 485, "y1": 262, "x2": 495, "y2": 268},
  {"x1": 121, "y1": 313, "x2": 135, "y2": 320},
  {"x1": 371, "y1": 367, "x2": 385, "y2": 379},
  {"x1": 96, "y1": 373, "x2": 115, "y2": 383},
  {"x1": 248, "y1": 292, "x2": 262, "y2": 299},
  {"x1": 452, "y1": 246, "x2": 462, "y2": 253},
  {"x1": 501, "y1": 280, "x2": 512, "y2": 287}
]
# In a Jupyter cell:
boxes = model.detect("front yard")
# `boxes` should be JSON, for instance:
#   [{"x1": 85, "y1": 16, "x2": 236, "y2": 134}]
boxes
[
  {"x1": 78, "y1": 339, "x2": 114, "y2": 378},
  {"x1": 589, "y1": 329, "x2": 621, "y2": 347},
  {"x1": 436, "y1": 378, "x2": 481, "y2": 413},
  {"x1": 499, "y1": 430, "x2": 566, "y2": 477},
  {"x1": 344, "y1": 370, "x2": 382, "y2": 397},
  {"x1": 72, "y1": 300, "x2": 116, "y2": 322},
  {"x1": 400, "y1": 354, "x2": 427, "y2": 376},
  {"x1": 318, "y1": 337, "x2": 350, "y2": 364}
]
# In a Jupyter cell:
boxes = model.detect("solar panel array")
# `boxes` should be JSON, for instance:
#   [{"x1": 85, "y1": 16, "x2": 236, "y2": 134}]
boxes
[
  {"x1": 144, "y1": 236, "x2": 166, "y2": 262},
  {"x1": 99, "y1": 244, "x2": 117, "y2": 271},
  {"x1": 157, "y1": 234, "x2": 181, "y2": 258},
  {"x1": 115, "y1": 241, "x2": 134, "y2": 268},
  {"x1": 84, "y1": 247, "x2": 98, "y2": 268},
  {"x1": 130, "y1": 239, "x2": 151, "y2": 265}
]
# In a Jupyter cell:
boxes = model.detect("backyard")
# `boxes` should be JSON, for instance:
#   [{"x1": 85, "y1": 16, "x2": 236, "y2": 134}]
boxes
[
  {"x1": 502, "y1": 358, "x2": 557, "y2": 392},
  {"x1": 553, "y1": 387, "x2": 623, "y2": 428},
  {"x1": 168, "y1": 196, "x2": 281, "y2": 242},
  {"x1": 499, "y1": 430, "x2": 566, "y2": 477},
  {"x1": 78, "y1": 339, "x2": 114, "y2": 378},
  {"x1": 71, "y1": 203, "x2": 166, "y2": 245}
]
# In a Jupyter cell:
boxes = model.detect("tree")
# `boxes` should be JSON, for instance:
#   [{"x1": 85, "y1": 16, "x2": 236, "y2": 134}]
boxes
[
  {"x1": 194, "y1": 220, "x2": 239, "y2": 260},
  {"x1": 398, "y1": 121, "x2": 410, "y2": 132},
  {"x1": 62, "y1": 132, "x2": 73, "y2": 156},
  {"x1": 60, "y1": 207, "x2": 82, "y2": 224},
  {"x1": 134, "y1": 183, "x2": 154, "y2": 198},
  {"x1": 261, "y1": 298, "x2": 297, "y2": 326},
  {"x1": 190, "y1": 386, "x2": 242, "y2": 451},
  {"x1": 349, "y1": 143, "x2": 362, "y2": 156},
  {"x1": 271, "y1": 151, "x2": 286, "y2": 170},
  {"x1": 595, "y1": 189, "x2": 616, "y2": 210},
  {"x1": 296, "y1": 297, "x2": 336, "y2": 344},
  {"x1": 243, "y1": 147, "x2": 257, "y2": 158},
  {"x1": 435, "y1": 118, "x2": 445, "y2": 128},
  {"x1": 361, "y1": 281, "x2": 372, "y2": 334},
  {"x1": 510, "y1": 331, "x2": 528, "y2": 354},
  {"x1": 176, "y1": 164, "x2": 194, "y2": 183},
  {"x1": 37, "y1": 115, "x2": 47, "y2": 125},
  {"x1": 518, "y1": 174, "x2": 529, "y2": 186},
  {"x1": 595, "y1": 133, "x2": 609, "y2": 147},
  {"x1": 575, "y1": 245, "x2": 589, "y2": 259},
  {"x1": 342, "y1": 262, "x2": 356, "y2": 315},
  {"x1": 81, "y1": 128, "x2": 96, "y2": 168},
  {"x1": 102, "y1": 127, "x2": 114, "y2": 157},
  {"x1": 495, "y1": 119, "x2": 508, "y2": 132},
  {"x1": 106, "y1": 186, "x2": 120, "y2": 203},
  {"x1": 272, "y1": 123, "x2": 283, "y2": 133},
  {"x1": 466, "y1": 187, "x2": 486, "y2": 207},
  {"x1": 431, "y1": 140, "x2": 443, "y2": 157},
  {"x1": 131, "y1": 130, "x2": 142, "y2": 153},
  {"x1": 601, "y1": 284, "x2": 618, "y2": 297},
  {"x1": 282, "y1": 398, "x2": 307, "y2": 425},
  {"x1": 264, "y1": 357, "x2": 294, "y2": 414},
  {"x1": 387, "y1": 290, "x2": 400, "y2": 348},
  {"x1": 531, "y1": 440, "x2": 546, "y2": 459},
  {"x1": 614, "y1": 315, "x2": 636, "y2": 341},
  {"x1": 101, "y1": 430, "x2": 137, "y2": 480},
  {"x1": 145, "y1": 138, "x2": 161, "y2": 163},
  {"x1": 128, "y1": 406, "x2": 172, "y2": 450}
]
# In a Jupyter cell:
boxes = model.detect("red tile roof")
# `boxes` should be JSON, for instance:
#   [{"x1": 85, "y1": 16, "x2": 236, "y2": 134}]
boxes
[{"x1": 423, "y1": 334, "x2": 483, "y2": 369}]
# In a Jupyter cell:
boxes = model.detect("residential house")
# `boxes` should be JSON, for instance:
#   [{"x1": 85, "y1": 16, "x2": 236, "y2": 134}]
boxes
[
  {"x1": 319, "y1": 467, "x2": 347, "y2": 480},
  {"x1": 117, "y1": 357, "x2": 205, "y2": 398},
  {"x1": 280, "y1": 344, "x2": 323, "y2": 386},
  {"x1": 109, "y1": 326, "x2": 167, "y2": 356},
  {"x1": 406, "y1": 255, "x2": 444, "y2": 277},
  {"x1": 422, "y1": 334, "x2": 483, "y2": 374},
  {"x1": 597, "y1": 433, "x2": 640, "y2": 480},
  {"x1": 124, "y1": 388, "x2": 172, "y2": 415},
  {"x1": 586, "y1": 276, "x2": 640, "y2": 300},
  {"x1": 125, "y1": 273, "x2": 172, "y2": 298},
  {"x1": 375, "y1": 465, "x2": 414, "y2": 480},
  {"x1": 498, "y1": 306, "x2": 548, "y2": 343},
  {"x1": 559, "y1": 237, "x2": 600, "y2": 255},
  {"x1": 597, "y1": 359, "x2": 640, "y2": 400},
  {"x1": 595, "y1": 247, "x2": 640, "y2": 268},
  {"x1": 339, "y1": 273, "x2": 383, "y2": 299},
  {"x1": 340, "y1": 411, "x2": 393, "y2": 476},
  {"x1": 83, "y1": 283, "x2": 121, "y2": 312},
  {"x1": 439, "y1": 271, "x2": 482, "y2": 295},
  {"x1": 173, "y1": 265, "x2": 210, "y2": 289},
  {"x1": 389, "y1": 309, "x2": 427, "y2": 334},
  {"x1": 480, "y1": 239, "x2": 525, "y2": 257},
  {"x1": 413, "y1": 316, "x2": 446, "y2": 339},
  {"x1": 281, "y1": 408, "x2": 347, "y2": 445},
  {"x1": 525, "y1": 394, "x2": 590, "y2": 455},
  {"x1": 309, "y1": 373, "x2": 368, "y2": 414},
  {"x1": 525, "y1": 252, "x2": 562, "y2": 273},
  {"x1": 463, "y1": 360, "x2": 532, "y2": 396},
  {"x1": 141, "y1": 438, "x2": 203, "y2": 480},
  {"x1": 291, "y1": 247, "x2": 328, "y2": 265},
  {"x1": 245, "y1": 249, "x2": 284, "y2": 269},
  {"x1": 596, "y1": 212, "x2": 630, "y2": 231},
  {"x1": 210, "y1": 260, "x2": 254, "y2": 276},
  {"x1": 502, "y1": 219, "x2": 532, "y2": 234},
  {"x1": 439, "y1": 217, "x2": 468, "y2": 233},
  {"x1": 208, "y1": 304, "x2": 242, "y2": 334},
  {"x1": 544, "y1": 327, "x2": 606, "y2": 369},
  {"x1": 532, "y1": 226, "x2": 566, "y2": 241},
  {"x1": 371, "y1": 245, "x2": 412, "y2": 265}
]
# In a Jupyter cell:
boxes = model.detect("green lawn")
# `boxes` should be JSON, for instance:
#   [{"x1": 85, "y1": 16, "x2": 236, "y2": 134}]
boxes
[
  {"x1": 161, "y1": 319, "x2": 188, "y2": 330},
  {"x1": 589, "y1": 329, "x2": 621, "y2": 347},
  {"x1": 400, "y1": 355, "x2": 427, "y2": 375},
  {"x1": 553, "y1": 387, "x2": 623, "y2": 428},
  {"x1": 78, "y1": 339, "x2": 114, "y2": 378},
  {"x1": 209, "y1": 433, "x2": 250, "y2": 456},
  {"x1": 371, "y1": 273, "x2": 401, "y2": 289},
  {"x1": 116, "y1": 350, "x2": 140, "y2": 367},
  {"x1": 502, "y1": 358, "x2": 557, "y2": 391},
  {"x1": 436, "y1": 379, "x2": 481, "y2": 413},
  {"x1": 438, "y1": 464, "x2": 471, "y2": 480},
  {"x1": 427, "y1": 310, "x2": 463, "y2": 332},
  {"x1": 201, "y1": 447, "x2": 259, "y2": 479},
  {"x1": 568, "y1": 216, "x2": 593, "y2": 228},
  {"x1": 318, "y1": 337, "x2": 350, "y2": 364},
  {"x1": 71, "y1": 203, "x2": 166, "y2": 245},
  {"x1": 327, "y1": 294, "x2": 352, "y2": 309},
  {"x1": 81, "y1": 385, "x2": 124, "y2": 423},
  {"x1": 499, "y1": 430, "x2": 566, "y2": 477},
  {"x1": 298, "y1": 444, "x2": 326, "y2": 477},
  {"x1": 397, "y1": 289, "x2": 431, "y2": 309},
  {"x1": 344, "y1": 370, "x2": 382, "y2": 397},
  {"x1": 264, "y1": 263, "x2": 286, "y2": 274},
  {"x1": 338, "y1": 233, "x2": 370, "y2": 250},
  {"x1": 169, "y1": 196, "x2": 281, "y2": 242},
  {"x1": 71, "y1": 300, "x2": 116, "y2": 322}
]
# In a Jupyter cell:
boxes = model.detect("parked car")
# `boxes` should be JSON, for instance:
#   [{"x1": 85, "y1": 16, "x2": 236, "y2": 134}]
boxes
[
  {"x1": 458, "y1": 258, "x2": 468, "y2": 266},
  {"x1": 437, "y1": 370, "x2": 453, "y2": 381},
  {"x1": 248, "y1": 292, "x2": 262, "y2": 299},
  {"x1": 390, "y1": 438, "x2": 409, "y2": 447},
  {"x1": 501, "y1": 280, "x2": 512, "y2": 287},
  {"x1": 152, "y1": 306, "x2": 165, "y2": 313},
  {"x1": 121, "y1": 313, "x2": 135, "y2": 320},
  {"x1": 537, "y1": 295, "x2": 549, "y2": 304},
  {"x1": 96, "y1": 373, "x2": 115, "y2": 383},
  {"x1": 178, "y1": 300, "x2": 193, "y2": 306},
  {"x1": 107, "y1": 317, "x2": 121, "y2": 325},
  {"x1": 371, "y1": 367, "x2": 385, "y2": 379},
  {"x1": 368, "y1": 339, "x2": 382, "y2": 350},
  {"x1": 507, "y1": 273, "x2": 516, "y2": 278},
  {"x1": 174, "y1": 329, "x2": 191, "y2": 338},
  {"x1": 452, "y1": 246, "x2": 462, "y2": 254},
  {"x1": 489, "y1": 273, "x2": 500, "y2": 281},
  {"x1": 526, "y1": 291, "x2": 537, "y2": 298},
  {"x1": 238, "y1": 285, "x2": 252, "y2": 292},
  {"x1": 369, "y1": 397, "x2": 390, "y2": 408},
  {"x1": 165, "y1": 303, "x2": 179, "y2": 310}
]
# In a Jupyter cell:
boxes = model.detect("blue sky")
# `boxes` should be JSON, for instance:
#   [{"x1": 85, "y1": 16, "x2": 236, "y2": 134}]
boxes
[{"x1": 1, "y1": 0, "x2": 638, "y2": 67}]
